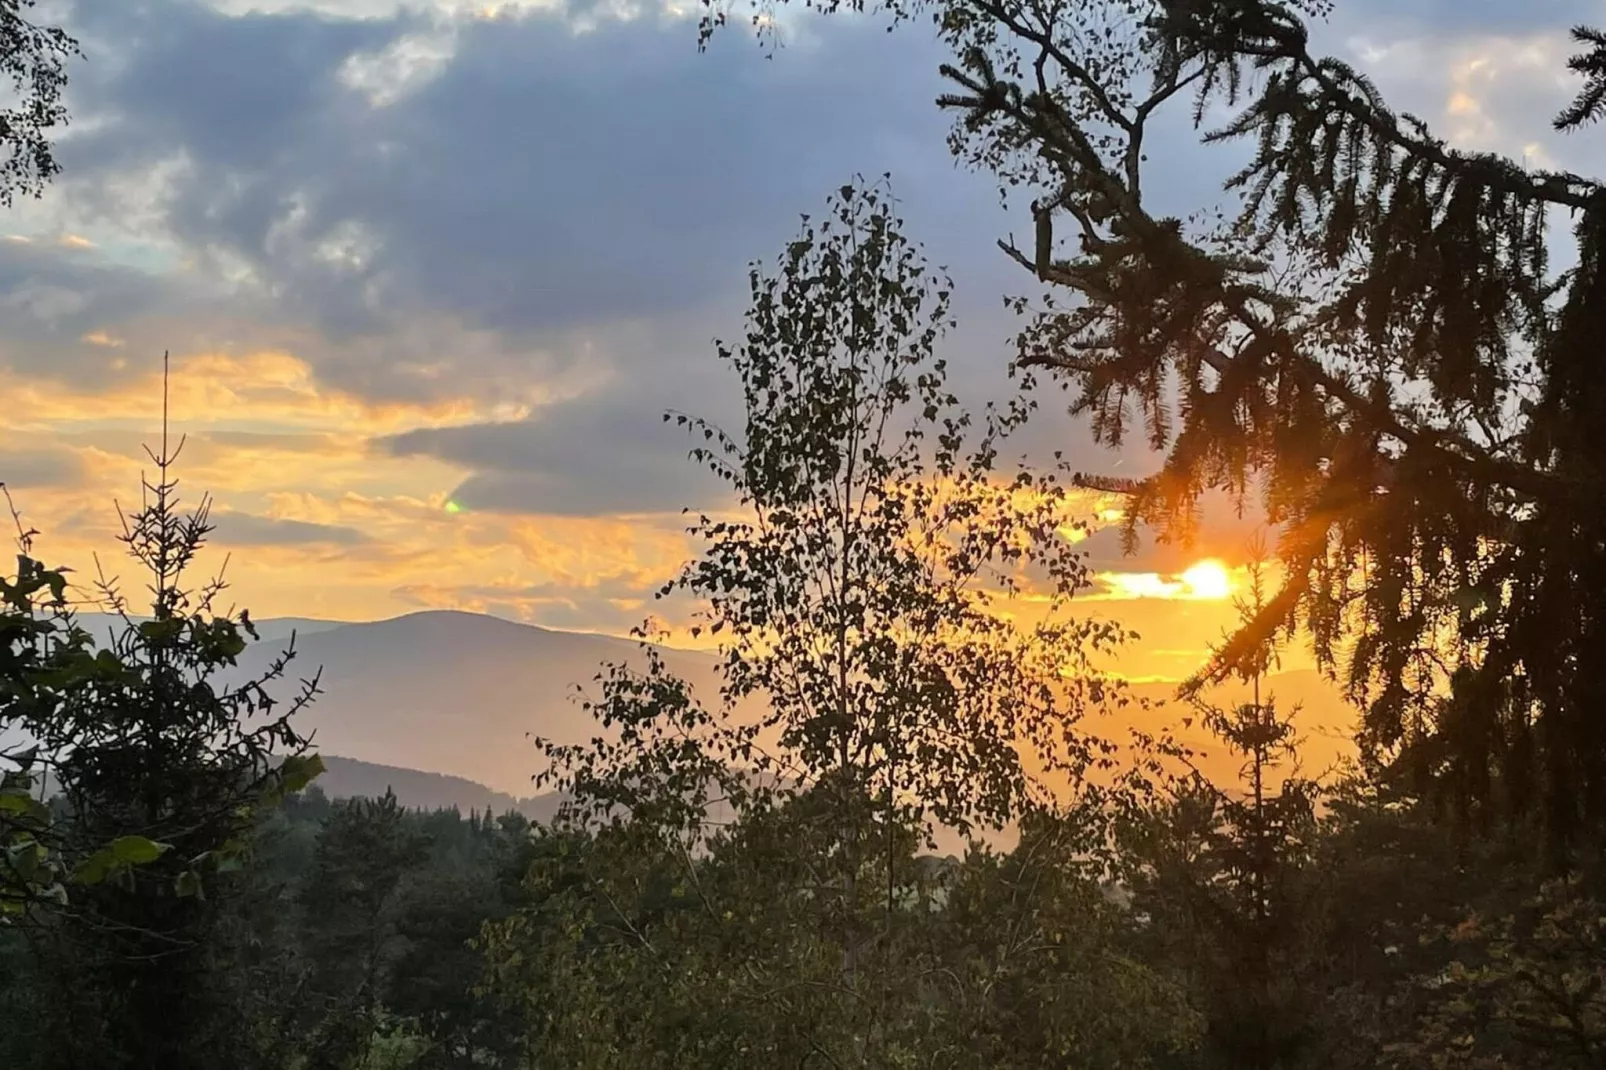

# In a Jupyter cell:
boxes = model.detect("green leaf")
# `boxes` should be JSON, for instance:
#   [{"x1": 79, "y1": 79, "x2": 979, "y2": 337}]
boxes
[
  {"x1": 110, "y1": 835, "x2": 168, "y2": 865},
  {"x1": 72, "y1": 847, "x2": 117, "y2": 885},
  {"x1": 6, "y1": 839, "x2": 43, "y2": 883},
  {"x1": 0, "y1": 791, "x2": 49, "y2": 824},
  {"x1": 277, "y1": 753, "x2": 326, "y2": 796},
  {"x1": 72, "y1": 836, "x2": 169, "y2": 884}
]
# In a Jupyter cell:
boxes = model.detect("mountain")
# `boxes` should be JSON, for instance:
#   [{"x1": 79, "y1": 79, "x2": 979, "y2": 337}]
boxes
[
  {"x1": 72, "y1": 612, "x2": 346, "y2": 647},
  {"x1": 19, "y1": 608, "x2": 1358, "y2": 843},
  {"x1": 225, "y1": 610, "x2": 729, "y2": 798},
  {"x1": 314, "y1": 754, "x2": 561, "y2": 822},
  {"x1": 218, "y1": 609, "x2": 1357, "y2": 800}
]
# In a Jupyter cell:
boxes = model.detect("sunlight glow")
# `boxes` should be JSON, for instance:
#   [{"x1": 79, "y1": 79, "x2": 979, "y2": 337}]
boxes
[
  {"x1": 1180, "y1": 560, "x2": 1233, "y2": 600},
  {"x1": 1095, "y1": 560, "x2": 1236, "y2": 601}
]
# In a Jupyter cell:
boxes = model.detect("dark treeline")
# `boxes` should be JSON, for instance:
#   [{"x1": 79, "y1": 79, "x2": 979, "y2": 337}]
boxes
[
  {"x1": 0, "y1": 787, "x2": 535, "y2": 1069},
  {"x1": 6, "y1": 722, "x2": 1602, "y2": 1068}
]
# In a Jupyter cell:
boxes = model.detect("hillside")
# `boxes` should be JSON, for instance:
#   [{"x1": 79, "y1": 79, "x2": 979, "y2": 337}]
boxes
[
  {"x1": 225, "y1": 610, "x2": 729, "y2": 797},
  {"x1": 314, "y1": 754, "x2": 561, "y2": 822},
  {"x1": 72, "y1": 613, "x2": 347, "y2": 647},
  {"x1": 217, "y1": 609, "x2": 1356, "y2": 799}
]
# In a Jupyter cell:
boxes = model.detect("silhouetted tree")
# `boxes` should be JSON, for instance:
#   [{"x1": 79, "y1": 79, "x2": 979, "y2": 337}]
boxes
[
  {"x1": 1126, "y1": 544, "x2": 1319, "y2": 1069},
  {"x1": 498, "y1": 178, "x2": 1175, "y2": 1067},
  {"x1": 14, "y1": 381, "x2": 321, "y2": 1070},
  {"x1": 705, "y1": 0, "x2": 1606, "y2": 859},
  {"x1": 937, "y1": 0, "x2": 1606, "y2": 859},
  {"x1": 298, "y1": 790, "x2": 428, "y2": 1069},
  {"x1": 1384, "y1": 871, "x2": 1606, "y2": 1069}
]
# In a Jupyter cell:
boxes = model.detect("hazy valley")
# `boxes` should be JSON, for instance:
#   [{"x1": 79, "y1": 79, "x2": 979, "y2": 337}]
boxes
[{"x1": 132, "y1": 609, "x2": 1359, "y2": 811}]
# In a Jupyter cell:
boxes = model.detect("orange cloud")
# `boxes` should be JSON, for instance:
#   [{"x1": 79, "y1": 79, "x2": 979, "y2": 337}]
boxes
[
  {"x1": 0, "y1": 349, "x2": 530, "y2": 437},
  {"x1": 0, "y1": 343, "x2": 1321, "y2": 690}
]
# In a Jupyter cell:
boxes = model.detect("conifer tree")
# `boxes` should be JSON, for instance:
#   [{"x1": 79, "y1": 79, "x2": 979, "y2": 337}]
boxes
[
  {"x1": 14, "y1": 368, "x2": 322, "y2": 1069},
  {"x1": 948, "y1": 0, "x2": 1606, "y2": 858},
  {"x1": 1124, "y1": 540, "x2": 1319, "y2": 1069},
  {"x1": 298, "y1": 790, "x2": 428, "y2": 1070}
]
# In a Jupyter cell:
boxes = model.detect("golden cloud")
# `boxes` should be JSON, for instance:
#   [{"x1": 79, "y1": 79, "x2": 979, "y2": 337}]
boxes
[{"x1": 1, "y1": 349, "x2": 528, "y2": 437}]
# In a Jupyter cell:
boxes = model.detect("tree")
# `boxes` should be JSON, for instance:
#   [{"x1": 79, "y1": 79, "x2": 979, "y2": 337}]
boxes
[
  {"x1": 1384, "y1": 873, "x2": 1606, "y2": 1069},
  {"x1": 1, "y1": 496, "x2": 89, "y2": 918},
  {"x1": 384, "y1": 810, "x2": 531, "y2": 1069},
  {"x1": 483, "y1": 781, "x2": 1201, "y2": 1069},
  {"x1": 504, "y1": 178, "x2": 1166, "y2": 1066},
  {"x1": 297, "y1": 790, "x2": 429, "y2": 1070},
  {"x1": 929, "y1": 0, "x2": 1606, "y2": 857},
  {"x1": 1123, "y1": 542, "x2": 1320, "y2": 1069},
  {"x1": 11, "y1": 389, "x2": 322, "y2": 1070},
  {"x1": 706, "y1": 0, "x2": 1606, "y2": 856},
  {"x1": 0, "y1": 0, "x2": 79, "y2": 205},
  {"x1": 914, "y1": 808, "x2": 1203, "y2": 1067},
  {"x1": 1, "y1": 489, "x2": 166, "y2": 923}
]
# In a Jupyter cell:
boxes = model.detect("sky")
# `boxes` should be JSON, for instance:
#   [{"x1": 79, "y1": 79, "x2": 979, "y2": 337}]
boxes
[{"x1": 2, "y1": 0, "x2": 1603, "y2": 684}]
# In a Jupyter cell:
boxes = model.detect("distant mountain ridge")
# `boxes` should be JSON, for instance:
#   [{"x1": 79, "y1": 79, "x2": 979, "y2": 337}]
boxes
[
  {"x1": 314, "y1": 754, "x2": 561, "y2": 822},
  {"x1": 72, "y1": 612, "x2": 346, "y2": 647},
  {"x1": 219, "y1": 610, "x2": 731, "y2": 798},
  {"x1": 74, "y1": 608, "x2": 1355, "y2": 799}
]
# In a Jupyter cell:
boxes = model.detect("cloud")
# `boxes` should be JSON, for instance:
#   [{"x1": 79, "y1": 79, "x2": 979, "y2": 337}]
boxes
[
  {"x1": 207, "y1": 511, "x2": 376, "y2": 547},
  {"x1": 0, "y1": 0, "x2": 1588, "y2": 656},
  {"x1": 1325, "y1": 0, "x2": 1604, "y2": 44},
  {"x1": 201, "y1": 430, "x2": 350, "y2": 454},
  {"x1": 0, "y1": 237, "x2": 190, "y2": 381},
  {"x1": 0, "y1": 348, "x2": 526, "y2": 439},
  {"x1": 0, "y1": 444, "x2": 90, "y2": 490},
  {"x1": 383, "y1": 380, "x2": 732, "y2": 516},
  {"x1": 1318, "y1": 3, "x2": 1604, "y2": 182},
  {"x1": 42, "y1": 0, "x2": 991, "y2": 403}
]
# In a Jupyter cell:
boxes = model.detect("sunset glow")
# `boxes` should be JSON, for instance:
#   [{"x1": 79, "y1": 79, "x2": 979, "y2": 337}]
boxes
[
  {"x1": 0, "y1": 1, "x2": 1570, "y2": 1058},
  {"x1": 1095, "y1": 560, "x2": 1236, "y2": 602},
  {"x1": 0, "y1": 0, "x2": 1375, "y2": 693},
  {"x1": 1180, "y1": 560, "x2": 1233, "y2": 600}
]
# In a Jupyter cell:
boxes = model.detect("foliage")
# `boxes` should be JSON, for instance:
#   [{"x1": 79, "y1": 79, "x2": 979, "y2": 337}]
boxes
[
  {"x1": 0, "y1": 0, "x2": 79, "y2": 204},
  {"x1": 679, "y1": 10, "x2": 1606, "y2": 1066},
  {"x1": 705, "y1": 0, "x2": 1606, "y2": 857},
  {"x1": 482, "y1": 787, "x2": 1199, "y2": 1068},
  {"x1": 484, "y1": 178, "x2": 1195, "y2": 1067},
  {"x1": 14, "y1": 11, "x2": 1606, "y2": 1068},
  {"x1": 1121, "y1": 544, "x2": 1320, "y2": 1069},
  {"x1": 1386, "y1": 873, "x2": 1606, "y2": 1069},
  {"x1": 542, "y1": 176, "x2": 1138, "y2": 843},
  {"x1": 3, "y1": 491, "x2": 186, "y2": 917},
  {"x1": 911, "y1": 807, "x2": 1203, "y2": 1067},
  {"x1": 297, "y1": 790, "x2": 430, "y2": 1069},
  {"x1": 6, "y1": 400, "x2": 322, "y2": 1069},
  {"x1": 1, "y1": 518, "x2": 85, "y2": 917},
  {"x1": 924, "y1": 0, "x2": 1606, "y2": 857},
  {"x1": 284, "y1": 796, "x2": 534, "y2": 1070}
]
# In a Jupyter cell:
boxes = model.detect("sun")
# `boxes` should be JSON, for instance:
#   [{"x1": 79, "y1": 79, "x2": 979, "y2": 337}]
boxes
[{"x1": 1180, "y1": 559, "x2": 1233, "y2": 600}]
